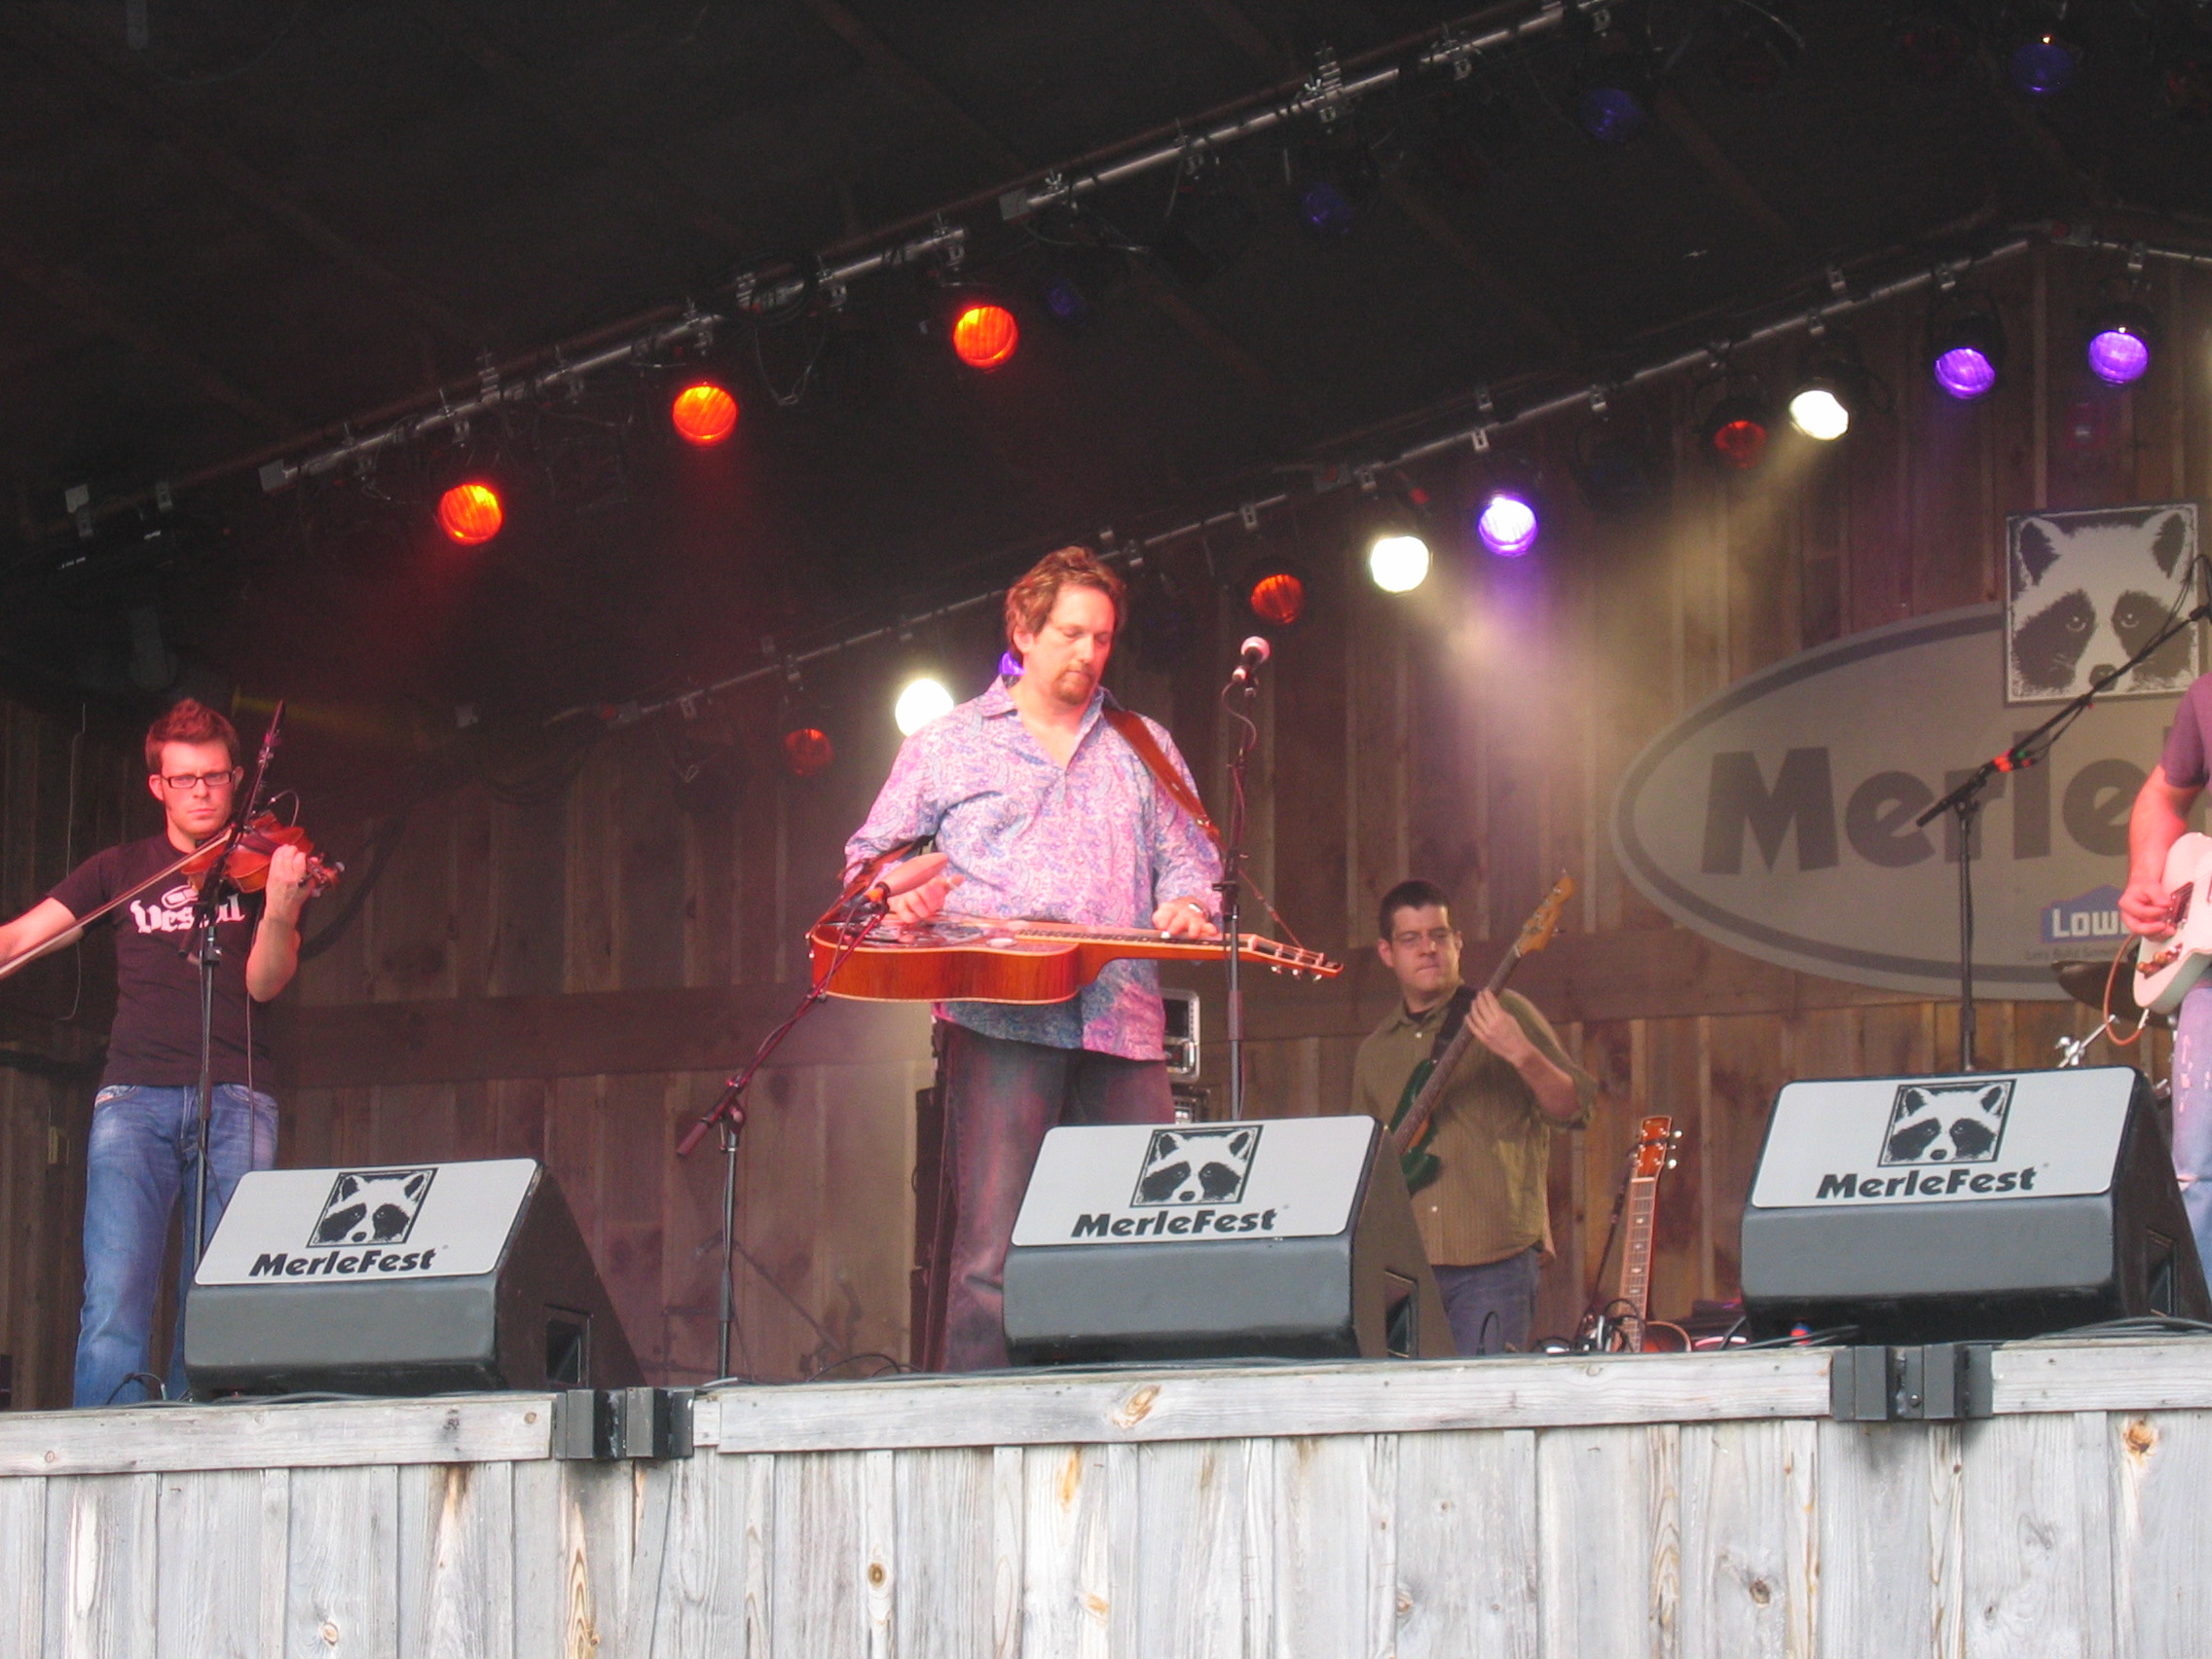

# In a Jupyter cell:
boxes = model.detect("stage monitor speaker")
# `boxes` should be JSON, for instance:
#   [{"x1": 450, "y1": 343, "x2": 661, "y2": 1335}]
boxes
[
  {"x1": 1740, "y1": 1066, "x2": 2209, "y2": 1344},
  {"x1": 1001, "y1": 1115, "x2": 1453, "y2": 1365},
  {"x1": 183, "y1": 1159, "x2": 642, "y2": 1396}
]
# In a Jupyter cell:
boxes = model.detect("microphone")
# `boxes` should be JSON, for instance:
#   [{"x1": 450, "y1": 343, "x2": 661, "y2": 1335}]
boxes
[
  {"x1": 860, "y1": 851, "x2": 951, "y2": 910},
  {"x1": 256, "y1": 700, "x2": 285, "y2": 768},
  {"x1": 1230, "y1": 636, "x2": 1272, "y2": 685}
]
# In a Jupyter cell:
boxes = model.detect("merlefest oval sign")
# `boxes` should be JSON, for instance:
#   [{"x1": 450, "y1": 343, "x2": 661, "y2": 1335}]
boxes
[{"x1": 1610, "y1": 605, "x2": 2185, "y2": 1000}]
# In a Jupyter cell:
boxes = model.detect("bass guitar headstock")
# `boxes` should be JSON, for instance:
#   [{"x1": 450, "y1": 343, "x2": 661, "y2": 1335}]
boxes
[{"x1": 1516, "y1": 871, "x2": 1576, "y2": 960}]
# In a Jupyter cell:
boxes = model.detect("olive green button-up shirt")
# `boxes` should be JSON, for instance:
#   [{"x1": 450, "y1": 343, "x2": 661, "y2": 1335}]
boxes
[{"x1": 1349, "y1": 987, "x2": 1596, "y2": 1270}]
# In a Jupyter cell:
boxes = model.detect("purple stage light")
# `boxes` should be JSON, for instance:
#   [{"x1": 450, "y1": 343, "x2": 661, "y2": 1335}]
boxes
[
  {"x1": 2009, "y1": 37, "x2": 2077, "y2": 98},
  {"x1": 1476, "y1": 491, "x2": 1539, "y2": 557},
  {"x1": 999, "y1": 649, "x2": 1023, "y2": 679},
  {"x1": 1933, "y1": 346, "x2": 1999, "y2": 401},
  {"x1": 1297, "y1": 180, "x2": 1355, "y2": 237},
  {"x1": 1576, "y1": 87, "x2": 1645, "y2": 142},
  {"x1": 2087, "y1": 327, "x2": 2151, "y2": 387},
  {"x1": 1040, "y1": 274, "x2": 1090, "y2": 325}
]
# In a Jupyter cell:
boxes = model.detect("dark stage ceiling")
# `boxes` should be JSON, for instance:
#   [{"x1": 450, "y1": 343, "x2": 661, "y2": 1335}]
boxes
[{"x1": 4, "y1": 0, "x2": 2212, "y2": 762}]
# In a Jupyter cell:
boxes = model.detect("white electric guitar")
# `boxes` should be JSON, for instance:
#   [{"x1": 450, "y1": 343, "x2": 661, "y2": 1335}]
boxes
[{"x1": 2134, "y1": 831, "x2": 2212, "y2": 1014}]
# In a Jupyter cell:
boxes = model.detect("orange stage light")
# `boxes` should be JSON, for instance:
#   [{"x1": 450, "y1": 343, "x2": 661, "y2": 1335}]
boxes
[
  {"x1": 437, "y1": 481, "x2": 503, "y2": 545},
  {"x1": 671, "y1": 382, "x2": 739, "y2": 446},
  {"x1": 951, "y1": 303, "x2": 1019, "y2": 370},
  {"x1": 1247, "y1": 570, "x2": 1306, "y2": 628}
]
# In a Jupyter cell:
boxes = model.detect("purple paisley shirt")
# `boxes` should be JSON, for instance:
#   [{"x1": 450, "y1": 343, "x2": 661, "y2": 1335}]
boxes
[{"x1": 844, "y1": 676, "x2": 1221, "y2": 1059}]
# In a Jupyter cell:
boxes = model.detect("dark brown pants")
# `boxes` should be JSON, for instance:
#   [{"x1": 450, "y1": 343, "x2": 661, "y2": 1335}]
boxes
[{"x1": 937, "y1": 1022, "x2": 1172, "y2": 1372}]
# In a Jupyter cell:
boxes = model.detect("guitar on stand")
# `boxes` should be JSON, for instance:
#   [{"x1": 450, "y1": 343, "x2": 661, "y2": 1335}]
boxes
[
  {"x1": 1386, "y1": 874, "x2": 1574, "y2": 1193},
  {"x1": 1581, "y1": 1115, "x2": 1685, "y2": 1353}
]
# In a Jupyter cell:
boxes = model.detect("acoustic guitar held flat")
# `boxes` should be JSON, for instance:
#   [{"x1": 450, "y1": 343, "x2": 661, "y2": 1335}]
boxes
[
  {"x1": 1385, "y1": 873, "x2": 1573, "y2": 1193},
  {"x1": 2134, "y1": 830, "x2": 2212, "y2": 1014},
  {"x1": 810, "y1": 911, "x2": 1339, "y2": 1004}
]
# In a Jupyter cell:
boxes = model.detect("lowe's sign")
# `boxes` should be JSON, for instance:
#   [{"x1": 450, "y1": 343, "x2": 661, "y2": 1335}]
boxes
[{"x1": 1611, "y1": 606, "x2": 2194, "y2": 1000}]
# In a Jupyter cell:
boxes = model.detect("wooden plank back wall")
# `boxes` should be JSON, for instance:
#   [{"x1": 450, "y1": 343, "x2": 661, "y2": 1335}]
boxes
[
  {"x1": 0, "y1": 701, "x2": 139, "y2": 1410},
  {"x1": 259, "y1": 245, "x2": 2200, "y2": 1379}
]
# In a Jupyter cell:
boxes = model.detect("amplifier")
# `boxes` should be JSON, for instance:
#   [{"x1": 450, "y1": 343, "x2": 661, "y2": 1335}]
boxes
[
  {"x1": 1740, "y1": 1066, "x2": 2209, "y2": 1343},
  {"x1": 183, "y1": 1159, "x2": 641, "y2": 1396},
  {"x1": 1002, "y1": 1114, "x2": 1452, "y2": 1365}
]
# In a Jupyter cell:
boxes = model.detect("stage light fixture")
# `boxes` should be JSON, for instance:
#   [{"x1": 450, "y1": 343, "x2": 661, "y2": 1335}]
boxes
[
  {"x1": 1928, "y1": 303, "x2": 2007, "y2": 401},
  {"x1": 1571, "y1": 419, "x2": 1668, "y2": 519},
  {"x1": 1712, "y1": 2, "x2": 1803, "y2": 94},
  {"x1": 1576, "y1": 86, "x2": 1646, "y2": 142},
  {"x1": 781, "y1": 723, "x2": 835, "y2": 778},
  {"x1": 895, "y1": 677, "x2": 955, "y2": 735},
  {"x1": 1236, "y1": 557, "x2": 1309, "y2": 627},
  {"x1": 1368, "y1": 534, "x2": 1430, "y2": 594},
  {"x1": 1159, "y1": 180, "x2": 1258, "y2": 287},
  {"x1": 1032, "y1": 243, "x2": 1123, "y2": 332},
  {"x1": 1787, "y1": 359, "x2": 1867, "y2": 441},
  {"x1": 1475, "y1": 489, "x2": 1539, "y2": 558},
  {"x1": 1699, "y1": 392, "x2": 1771, "y2": 470},
  {"x1": 670, "y1": 381, "x2": 738, "y2": 447},
  {"x1": 2162, "y1": 55, "x2": 2212, "y2": 123},
  {"x1": 1891, "y1": 5, "x2": 1972, "y2": 83},
  {"x1": 949, "y1": 300, "x2": 1019, "y2": 370},
  {"x1": 437, "y1": 480, "x2": 503, "y2": 545},
  {"x1": 2084, "y1": 300, "x2": 2157, "y2": 387},
  {"x1": 2009, "y1": 32, "x2": 2080, "y2": 98}
]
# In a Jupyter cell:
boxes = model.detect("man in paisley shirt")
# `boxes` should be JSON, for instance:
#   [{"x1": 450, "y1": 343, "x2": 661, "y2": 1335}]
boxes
[{"x1": 847, "y1": 547, "x2": 1222, "y2": 1371}]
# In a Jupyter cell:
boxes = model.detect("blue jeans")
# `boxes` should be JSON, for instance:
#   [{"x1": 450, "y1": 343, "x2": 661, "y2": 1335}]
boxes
[
  {"x1": 1433, "y1": 1247, "x2": 1542, "y2": 1355},
  {"x1": 75, "y1": 1083, "x2": 278, "y2": 1407},
  {"x1": 2173, "y1": 983, "x2": 2212, "y2": 1286}
]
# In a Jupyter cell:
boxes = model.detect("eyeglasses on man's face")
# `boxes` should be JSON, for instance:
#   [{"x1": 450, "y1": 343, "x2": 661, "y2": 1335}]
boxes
[
  {"x1": 1391, "y1": 927, "x2": 1456, "y2": 950},
  {"x1": 159, "y1": 770, "x2": 239, "y2": 794}
]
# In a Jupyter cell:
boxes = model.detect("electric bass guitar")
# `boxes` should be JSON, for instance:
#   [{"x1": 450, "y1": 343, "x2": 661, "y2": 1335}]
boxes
[
  {"x1": 810, "y1": 911, "x2": 1339, "y2": 1004},
  {"x1": 2134, "y1": 830, "x2": 2212, "y2": 1014},
  {"x1": 1385, "y1": 873, "x2": 1573, "y2": 1193}
]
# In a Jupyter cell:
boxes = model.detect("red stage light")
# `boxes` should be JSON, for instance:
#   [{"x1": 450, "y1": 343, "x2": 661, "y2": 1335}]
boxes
[
  {"x1": 671, "y1": 382, "x2": 739, "y2": 446},
  {"x1": 782, "y1": 725, "x2": 834, "y2": 777},
  {"x1": 437, "y1": 481, "x2": 503, "y2": 544},
  {"x1": 1247, "y1": 570, "x2": 1306, "y2": 627},
  {"x1": 1711, "y1": 417, "x2": 1768, "y2": 470},
  {"x1": 951, "y1": 304, "x2": 1019, "y2": 370}
]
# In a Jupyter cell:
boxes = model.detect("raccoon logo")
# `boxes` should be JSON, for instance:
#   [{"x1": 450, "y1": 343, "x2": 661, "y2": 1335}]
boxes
[
  {"x1": 1131, "y1": 1126, "x2": 1261, "y2": 1206},
  {"x1": 310, "y1": 1168, "x2": 436, "y2": 1246},
  {"x1": 2007, "y1": 505, "x2": 2196, "y2": 702},
  {"x1": 1879, "y1": 1082, "x2": 2012, "y2": 1167}
]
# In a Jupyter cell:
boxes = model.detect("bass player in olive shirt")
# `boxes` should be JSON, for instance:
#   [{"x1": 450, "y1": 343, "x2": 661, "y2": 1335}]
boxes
[{"x1": 1349, "y1": 878, "x2": 1596, "y2": 1354}]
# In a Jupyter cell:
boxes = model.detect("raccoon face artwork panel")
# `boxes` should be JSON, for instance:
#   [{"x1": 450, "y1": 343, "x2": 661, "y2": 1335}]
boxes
[{"x1": 2007, "y1": 503, "x2": 2198, "y2": 703}]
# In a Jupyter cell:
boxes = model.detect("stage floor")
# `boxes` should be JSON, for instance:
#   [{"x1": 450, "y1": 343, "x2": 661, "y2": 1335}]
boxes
[{"x1": 3, "y1": 1338, "x2": 2207, "y2": 1656}]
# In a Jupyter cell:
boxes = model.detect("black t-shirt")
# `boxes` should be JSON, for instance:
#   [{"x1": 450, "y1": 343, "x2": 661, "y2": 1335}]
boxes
[{"x1": 48, "y1": 833, "x2": 270, "y2": 1088}]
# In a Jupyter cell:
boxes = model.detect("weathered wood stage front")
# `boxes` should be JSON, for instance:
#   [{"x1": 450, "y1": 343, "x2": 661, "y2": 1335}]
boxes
[{"x1": 3, "y1": 1338, "x2": 2206, "y2": 1657}]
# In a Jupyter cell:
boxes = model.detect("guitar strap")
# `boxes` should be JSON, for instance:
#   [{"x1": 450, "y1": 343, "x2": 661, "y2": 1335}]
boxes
[
  {"x1": 1424, "y1": 984, "x2": 1477, "y2": 1068},
  {"x1": 1101, "y1": 708, "x2": 1222, "y2": 848}
]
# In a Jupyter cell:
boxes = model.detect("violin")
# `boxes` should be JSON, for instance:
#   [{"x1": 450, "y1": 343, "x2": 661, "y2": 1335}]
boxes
[{"x1": 180, "y1": 813, "x2": 343, "y2": 897}]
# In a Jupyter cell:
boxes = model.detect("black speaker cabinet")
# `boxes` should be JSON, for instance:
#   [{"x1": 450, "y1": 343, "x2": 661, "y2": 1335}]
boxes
[
  {"x1": 1741, "y1": 1067, "x2": 2209, "y2": 1344},
  {"x1": 184, "y1": 1159, "x2": 642, "y2": 1396},
  {"x1": 1001, "y1": 1115, "x2": 1453, "y2": 1365}
]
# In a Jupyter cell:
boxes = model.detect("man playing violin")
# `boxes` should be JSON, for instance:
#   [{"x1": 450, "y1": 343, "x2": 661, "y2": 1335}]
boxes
[
  {"x1": 0, "y1": 699, "x2": 314, "y2": 1406},
  {"x1": 846, "y1": 547, "x2": 1221, "y2": 1372}
]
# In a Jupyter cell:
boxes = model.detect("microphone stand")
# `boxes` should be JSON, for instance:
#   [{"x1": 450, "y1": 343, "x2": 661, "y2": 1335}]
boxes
[
  {"x1": 1218, "y1": 661, "x2": 1261, "y2": 1122},
  {"x1": 675, "y1": 842, "x2": 919, "y2": 1380},
  {"x1": 1917, "y1": 598, "x2": 2210, "y2": 1072},
  {"x1": 182, "y1": 702, "x2": 283, "y2": 1291}
]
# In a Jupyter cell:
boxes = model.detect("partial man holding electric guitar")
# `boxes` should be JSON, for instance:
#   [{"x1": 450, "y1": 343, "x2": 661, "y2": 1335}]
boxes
[
  {"x1": 0, "y1": 700, "x2": 320, "y2": 1407},
  {"x1": 2119, "y1": 676, "x2": 2212, "y2": 1283},
  {"x1": 1349, "y1": 878, "x2": 1596, "y2": 1355},
  {"x1": 844, "y1": 547, "x2": 1222, "y2": 1373}
]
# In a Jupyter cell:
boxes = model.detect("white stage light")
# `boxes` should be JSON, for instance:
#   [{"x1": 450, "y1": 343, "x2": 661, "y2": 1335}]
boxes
[{"x1": 895, "y1": 677, "x2": 955, "y2": 735}]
